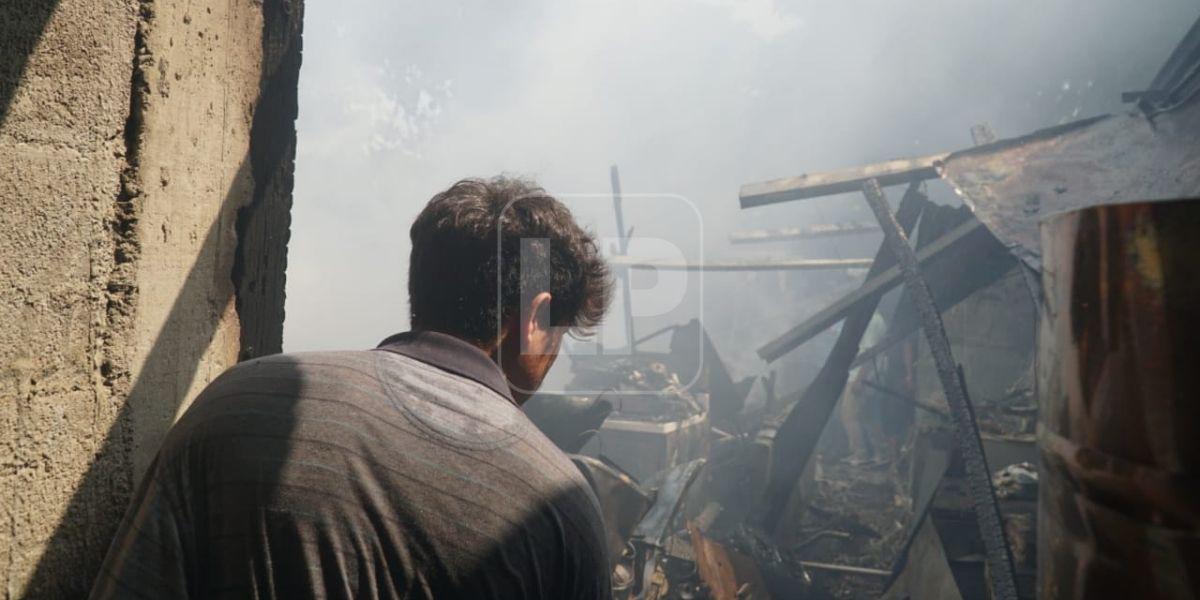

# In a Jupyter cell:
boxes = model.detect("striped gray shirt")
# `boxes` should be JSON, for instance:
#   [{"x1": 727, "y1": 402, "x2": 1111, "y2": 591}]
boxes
[{"x1": 90, "y1": 332, "x2": 610, "y2": 599}]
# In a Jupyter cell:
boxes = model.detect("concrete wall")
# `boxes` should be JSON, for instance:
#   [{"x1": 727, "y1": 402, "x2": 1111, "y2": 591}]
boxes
[{"x1": 0, "y1": 0, "x2": 301, "y2": 596}]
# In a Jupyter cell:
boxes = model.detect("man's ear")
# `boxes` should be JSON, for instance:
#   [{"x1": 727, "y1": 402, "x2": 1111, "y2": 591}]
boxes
[{"x1": 523, "y1": 291, "x2": 554, "y2": 352}]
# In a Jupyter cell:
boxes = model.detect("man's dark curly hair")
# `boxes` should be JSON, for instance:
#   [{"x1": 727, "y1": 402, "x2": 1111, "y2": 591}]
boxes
[{"x1": 408, "y1": 176, "x2": 613, "y2": 345}]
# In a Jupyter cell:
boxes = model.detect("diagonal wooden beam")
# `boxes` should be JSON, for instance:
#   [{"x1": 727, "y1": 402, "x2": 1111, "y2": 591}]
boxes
[
  {"x1": 851, "y1": 267, "x2": 1017, "y2": 368},
  {"x1": 757, "y1": 217, "x2": 985, "y2": 362}
]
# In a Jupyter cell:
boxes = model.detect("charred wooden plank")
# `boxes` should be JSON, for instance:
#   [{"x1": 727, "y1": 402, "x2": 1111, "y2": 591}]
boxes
[
  {"x1": 607, "y1": 256, "x2": 873, "y2": 272},
  {"x1": 739, "y1": 153, "x2": 946, "y2": 208}
]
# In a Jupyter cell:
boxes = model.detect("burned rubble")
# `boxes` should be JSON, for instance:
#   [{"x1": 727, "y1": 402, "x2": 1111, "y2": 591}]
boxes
[{"x1": 520, "y1": 19, "x2": 1200, "y2": 599}]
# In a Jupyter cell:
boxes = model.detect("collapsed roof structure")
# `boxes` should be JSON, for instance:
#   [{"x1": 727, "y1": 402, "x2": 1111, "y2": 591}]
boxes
[{"x1": 731, "y1": 16, "x2": 1200, "y2": 600}]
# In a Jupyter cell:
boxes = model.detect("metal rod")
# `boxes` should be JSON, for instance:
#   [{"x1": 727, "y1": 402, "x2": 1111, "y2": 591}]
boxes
[
  {"x1": 610, "y1": 165, "x2": 636, "y2": 353},
  {"x1": 798, "y1": 561, "x2": 891, "y2": 577},
  {"x1": 860, "y1": 177, "x2": 1018, "y2": 600},
  {"x1": 728, "y1": 222, "x2": 880, "y2": 244}
]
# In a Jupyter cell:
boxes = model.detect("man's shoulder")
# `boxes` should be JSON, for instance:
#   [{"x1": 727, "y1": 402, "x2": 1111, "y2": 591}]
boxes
[
  {"x1": 225, "y1": 349, "x2": 380, "y2": 374},
  {"x1": 201, "y1": 349, "x2": 382, "y2": 393},
  {"x1": 167, "y1": 350, "x2": 387, "y2": 435}
]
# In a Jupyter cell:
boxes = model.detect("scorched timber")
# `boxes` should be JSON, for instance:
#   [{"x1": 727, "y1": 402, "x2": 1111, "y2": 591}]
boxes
[
  {"x1": 739, "y1": 152, "x2": 947, "y2": 208},
  {"x1": 728, "y1": 222, "x2": 880, "y2": 244},
  {"x1": 606, "y1": 257, "x2": 873, "y2": 272}
]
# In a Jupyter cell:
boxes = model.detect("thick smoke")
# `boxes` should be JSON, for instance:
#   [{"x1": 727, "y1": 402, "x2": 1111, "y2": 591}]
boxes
[{"x1": 285, "y1": 0, "x2": 1197, "y2": 389}]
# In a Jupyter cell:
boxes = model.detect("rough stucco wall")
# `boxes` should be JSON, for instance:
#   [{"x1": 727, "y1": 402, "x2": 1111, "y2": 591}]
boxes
[
  {"x1": 0, "y1": 1, "x2": 139, "y2": 596},
  {"x1": 124, "y1": 0, "x2": 265, "y2": 479},
  {"x1": 0, "y1": 0, "x2": 300, "y2": 595}
]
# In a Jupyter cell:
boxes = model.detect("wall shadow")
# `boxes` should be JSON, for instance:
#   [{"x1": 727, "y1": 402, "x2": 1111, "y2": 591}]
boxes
[
  {"x1": 21, "y1": 0, "x2": 302, "y2": 595},
  {"x1": 0, "y1": 0, "x2": 61, "y2": 127},
  {"x1": 26, "y1": 157, "x2": 249, "y2": 599},
  {"x1": 87, "y1": 353, "x2": 307, "y2": 598}
]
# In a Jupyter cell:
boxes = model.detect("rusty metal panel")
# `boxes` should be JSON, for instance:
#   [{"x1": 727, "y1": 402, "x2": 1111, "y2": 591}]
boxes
[
  {"x1": 940, "y1": 97, "x2": 1200, "y2": 271},
  {"x1": 1038, "y1": 199, "x2": 1200, "y2": 599}
]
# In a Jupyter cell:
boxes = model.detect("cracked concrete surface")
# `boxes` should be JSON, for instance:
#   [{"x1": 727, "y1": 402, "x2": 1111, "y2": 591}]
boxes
[{"x1": 0, "y1": 0, "x2": 300, "y2": 596}]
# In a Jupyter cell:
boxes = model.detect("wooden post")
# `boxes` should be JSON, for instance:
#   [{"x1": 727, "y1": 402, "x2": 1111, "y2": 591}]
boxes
[{"x1": 610, "y1": 165, "x2": 636, "y2": 353}]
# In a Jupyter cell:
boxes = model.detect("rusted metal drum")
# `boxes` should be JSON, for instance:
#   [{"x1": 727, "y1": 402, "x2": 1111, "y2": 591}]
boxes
[{"x1": 1037, "y1": 199, "x2": 1200, "y2": 599}]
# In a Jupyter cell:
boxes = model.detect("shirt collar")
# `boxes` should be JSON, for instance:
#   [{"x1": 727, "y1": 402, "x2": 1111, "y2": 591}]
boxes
[{"x1": 374, "y1": 331, "x2": 515, "y2": 405}]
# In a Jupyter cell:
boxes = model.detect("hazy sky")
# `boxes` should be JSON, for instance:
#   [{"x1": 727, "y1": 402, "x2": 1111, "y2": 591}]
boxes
[{"x1": 284, "y1": 0, "x2": 1197, "y2": 379}]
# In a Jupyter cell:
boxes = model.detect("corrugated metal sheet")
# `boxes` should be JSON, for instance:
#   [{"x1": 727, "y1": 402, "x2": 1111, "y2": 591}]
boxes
[{"x1": 939, "y1": 97, "x2": 1200, "y2": 270}]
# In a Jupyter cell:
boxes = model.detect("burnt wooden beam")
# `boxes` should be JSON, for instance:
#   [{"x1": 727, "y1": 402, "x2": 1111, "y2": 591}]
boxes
[
  {"x1": 739, "y1": 153, "x2": 946, "y2": 208},
  {"x1": 861, "y1": 178, "x2": 1018, "y2": 600},
  {"x1": 757, "y1": 217, "x2": 985, "y2": 362},
  {"x1": 607, "y1": 256, "x2": 873, "y2": 272}
]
